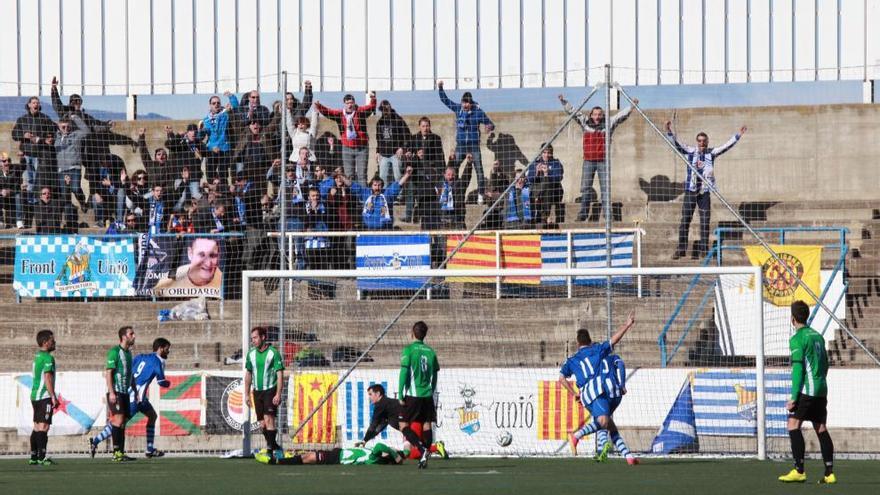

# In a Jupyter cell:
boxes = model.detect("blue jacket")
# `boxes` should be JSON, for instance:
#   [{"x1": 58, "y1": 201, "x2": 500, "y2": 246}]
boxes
[
  {"x1": 438, "y1": 88, "x2": 494, "y2": 144},
  {"x1": 351, "y1": 181, "x2": 402, "y2": 230},
  {"x1": 526, "y1": 158, "x2": 564, "y2": 184},
  {"x1": 201, "y1": 94, "x2": 237, "y2": 152}
]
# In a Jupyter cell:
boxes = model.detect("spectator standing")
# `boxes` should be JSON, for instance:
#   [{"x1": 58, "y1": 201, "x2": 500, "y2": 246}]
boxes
[
  {"x1": 147, "y1": 185, "x2": 166, "y2": 235},
  {"x1": 375, "y1": 100, "x2": 411, "y2": 186},
  {"x1": 326, "y1": 171, "x2": 358, "y2": 268},
  {"x1": 233, "y1": 120, "x2": 277, "y2": 205},
  {"x1": 137, "y1": 128, "x2": 172, "y2": 191},
  {"x1": 165, "y1": 124, "x2": 206, "y2": 199},
  {"x1": 666, "y1": 121, "x2": 746, "y2": 259},
  {"x1": 437, "y1": 81, "x2": 495, "y2": 204},
  {"x1": 0, "y1": 153, "x2": 24, "y2": 229},
  {"x1": 34, "y1": 187, "x2": 62, "y2": 234},
  {"x1": 314, "y1": 92, "x2": 377, "y2": 183},
  {"x1": 559, "y1": 95, "x2": 637, "y2": 222},
  {"x1": 314, "y1": 132, "x2": 342, "y2": 171},
  {"x1": 201, "y1": 91, "x2": 238, "y2": 183},
  {"x1": 436, "y1": 152, "x2": 474, "y2": 229},
  {"x1": 483, "y1": 160, "x2": 511, "y2": 231},
  {"x1": 405, "y1": 117, "x2": 445, "y2": 224},
  {"x1": 11, "y1": 97, "x2": 56, "y2": 220},
  {"x1": 526, "y1": 144, "x2": 565, "y2": 225},
  {"x1": 347, "y1": 167, "x2": 413, "y2": 230},
  {"x1": 54, "y1": 115, "x2": 90, "y2": 221}
]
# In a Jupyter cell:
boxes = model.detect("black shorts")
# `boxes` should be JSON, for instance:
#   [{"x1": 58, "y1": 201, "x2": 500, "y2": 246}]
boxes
[
  {"x1": 790, "y1": 394, "x2": 828, "y2": 424},
  {"x1": 398, "y1": 396, "x2": 437, "y2": 424},
  {"x1": 315, "y1": 448, "x2": 342, "y2": 465},
  {"x1": 253, "y1": 388, "x2": 279, "y2": 421},
  {"x1": 107, "y1": 392, "x2": 131, "y2": 417},
  {"x1": 32, "y1": 399, "x2": 53, "y2": 424}
]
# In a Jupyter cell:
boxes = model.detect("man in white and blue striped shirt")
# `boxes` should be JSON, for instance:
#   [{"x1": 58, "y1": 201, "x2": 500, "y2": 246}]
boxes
[{"x1": 666, "y1": 121, "x2": 747, "y2": 260}]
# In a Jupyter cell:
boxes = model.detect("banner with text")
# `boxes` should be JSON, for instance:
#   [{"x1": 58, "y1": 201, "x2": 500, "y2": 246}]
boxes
[
  {"x1": 355, "y1": 234, "x2": 431, "y2": 290},
  {"x1": 134, "y1": 235, "x2": 224, "y2": 298},
  {"x1": 14, "y1": 236, "x2": 136, "y2": 298}
]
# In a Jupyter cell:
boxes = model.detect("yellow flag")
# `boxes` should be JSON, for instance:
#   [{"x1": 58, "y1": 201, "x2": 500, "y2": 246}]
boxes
[{"x1": 744, "y1": 245, "x2": 821, "y2": 306}]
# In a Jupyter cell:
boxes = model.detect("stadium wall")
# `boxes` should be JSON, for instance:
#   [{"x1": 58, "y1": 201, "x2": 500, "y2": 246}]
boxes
[{"x1": 1, "y1": 103, "x2": 878, "y2": 203}]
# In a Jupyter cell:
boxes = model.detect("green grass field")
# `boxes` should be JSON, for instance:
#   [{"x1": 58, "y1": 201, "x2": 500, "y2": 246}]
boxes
[{"x1": 1, "y1": 457, "x2": 877, "y2": 495}]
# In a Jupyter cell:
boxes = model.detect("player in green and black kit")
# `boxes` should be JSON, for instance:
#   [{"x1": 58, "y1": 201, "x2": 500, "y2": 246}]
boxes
[
  {"x1": 778, "y1": 300, "x2": 836, "y2": 484},
  {"x1": 397, "y1": 321, "x2": 439, "y2": 469},
  {"x1": 244, "y1": 326, "x2": 285, "y2": 457},
  {"x1": 30, "y1": 329, "x2": 57, "y2": 466},
  {"x1": 105, "y1": 326, "x2": 136, "y2": 462},
  {"x1": 254, "y1": 441, "x2": 409, "y2": 466}
]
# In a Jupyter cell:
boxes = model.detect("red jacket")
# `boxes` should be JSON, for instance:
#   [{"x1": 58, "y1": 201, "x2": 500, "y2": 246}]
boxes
[
  {"x1": 583, "y1": 131, "x2": 607, "y2": 161},
  {"x1": 314, "y1": 96, "x2": 377, "y2": 149}
]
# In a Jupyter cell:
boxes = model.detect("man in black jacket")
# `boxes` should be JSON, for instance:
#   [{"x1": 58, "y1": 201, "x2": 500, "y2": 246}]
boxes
[
  {"x1": 375, "y1": 100, "x2": 411, "y2": 186},
  {"x1": 34, "y1": 187, "x2": 62, "y2": 233},
  {"x1": 11, "y1": 96, "x2": 56, "y2": 225},
  {"x1": 404, "y1": 117, "x2": 444, "y2": 224}
]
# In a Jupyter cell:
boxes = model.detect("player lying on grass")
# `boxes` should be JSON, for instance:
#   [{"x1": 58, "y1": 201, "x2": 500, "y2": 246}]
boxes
[
  {"x1": 559, "y1": 312, "x2": 639, "y2": 465},
  {"x1": 357, "y1": 383, "x2": 447, "y2": 459},
  {"x1": 255, "y1": 442, "x2": 409, "y2": 466},
  {"x1": 568, "y1": 354, "x2": 628, "y2": 462},
  {"x1": 90, "y1": 338, "x2": 172, "y2": 458}
]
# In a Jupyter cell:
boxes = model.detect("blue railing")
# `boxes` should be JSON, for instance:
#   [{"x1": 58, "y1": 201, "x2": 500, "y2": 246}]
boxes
[{"x1": 658, "y1": 226, "x2": 849, "y2": 367}]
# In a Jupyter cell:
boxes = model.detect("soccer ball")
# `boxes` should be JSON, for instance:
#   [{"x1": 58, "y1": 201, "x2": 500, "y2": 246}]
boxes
[{"x1": 496, "y1": 430, "x2": 513, "y2": 447}]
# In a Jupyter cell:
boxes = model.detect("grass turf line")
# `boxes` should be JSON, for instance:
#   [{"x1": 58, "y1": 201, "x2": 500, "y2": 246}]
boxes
[{"x1": 0, "y1": 458, "x2": 878, "y2": 495}]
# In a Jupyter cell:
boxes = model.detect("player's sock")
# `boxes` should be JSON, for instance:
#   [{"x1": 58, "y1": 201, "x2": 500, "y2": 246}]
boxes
[
  {"x1": 610, "y1": 431, "x2": 632, "y2": 459},
  {"x1": 422, "y1": 429, "x2": 433, "y2": 450},
  {"x1": 597, "y1": 429, "x2": 609, "y2": 450},
  {"x1": 111, "y1": 425, "x2": 123, "y2": 453},
  {"x1": 817, "y1": 430, "x2": 834, "y2": 476},
  {"x1": 94, "y1": 424, "x2": 113, "y2": 445},
  {"x1": 29, "y1": 431, "x2": 38, "y2": 461},
  {"x1": 145, "y1": 423, "x2": 156, "y2": 452},
  {"x1": 118, "y1": 427, "x2": 126, "y2": 454},
  {"x1": 41, "y1": 431, "x2": 50, "y2": 460},
  {"x1": 401, "y1": 426, "x2": 428, "y2": 453},
  {"x1": 262, "y1": 429, "x2": 280, "y2": 451},
  {"x1": 788, "y1": 429, "x2": 805, "y2": 473},
  {"x1": 574, "y1": 420, "x2": 599, "y2": 439}
]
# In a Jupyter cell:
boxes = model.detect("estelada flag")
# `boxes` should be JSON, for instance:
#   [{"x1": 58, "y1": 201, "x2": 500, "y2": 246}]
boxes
[
  {"x1": 292, "y1": 373, "x2": 338, "y2": 444},
  {"x1": 537, "y1": 380, "x2": 589, "y2": 440},
  {"x1": 446, "y1": 234, "x2": 541, "y2": 284},
  {"x1": 744, "y1": 245, "x2": 821, "y2": 306}
]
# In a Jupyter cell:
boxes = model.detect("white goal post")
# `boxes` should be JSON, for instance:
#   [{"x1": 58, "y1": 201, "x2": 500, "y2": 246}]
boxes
[{"x1": 241, "y1": 266, "x2": 768, "y2": 459}]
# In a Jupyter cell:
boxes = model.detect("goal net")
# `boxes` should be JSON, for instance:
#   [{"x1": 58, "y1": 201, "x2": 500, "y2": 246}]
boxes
[{"x1": 241, "y1": 265, "x2": 782, "y2": 459}]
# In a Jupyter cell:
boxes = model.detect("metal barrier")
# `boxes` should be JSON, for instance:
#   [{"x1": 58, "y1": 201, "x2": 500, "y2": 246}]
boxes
[
  {"x1": 269, "y1": 228, "x2": 644, "y2": 300},
  {"x1": 658, "y1": 226, "x2": 849, "y2": 367}
]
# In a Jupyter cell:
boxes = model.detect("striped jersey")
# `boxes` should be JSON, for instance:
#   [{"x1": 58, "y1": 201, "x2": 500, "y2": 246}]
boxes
[
  {"x1": 246, "y1": 345, "x2": 285, "y2": 391},
  {"x1": 560, "y1": 341, "x2": 613, "y2": 405},
  {"x1": 667, "y1": 132, "x2": 741, "y2": 193},
  {"x1": 106, "y1": 345, "x2": 133, "y2": 394},
  {"x1": 131, "y1": 353, "x2": 169, "y2": 402},
  {"x1": 789, "y1": 326, "x2": 828, "y2": 400},
  {"x1": 31, "y1": 350, "x2": 56, "y2": 401}
]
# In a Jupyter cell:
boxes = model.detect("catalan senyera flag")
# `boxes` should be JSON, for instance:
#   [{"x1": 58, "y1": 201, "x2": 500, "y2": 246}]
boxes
[
  {"x1": 744, "y1": 245, "x2": 821, "y2": 306},
  {"x1": 445, "y1": 234, "x2": 541, "y2": 284},
  {"x1": 537, "y1": 380, "x2": 589, "y2": 440},
  {"x1": 292, "y1": 372, "x2": 338, "y2": 444}
]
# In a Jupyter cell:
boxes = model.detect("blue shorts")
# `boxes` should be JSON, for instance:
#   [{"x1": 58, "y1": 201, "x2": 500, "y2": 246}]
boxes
[
  {"x1": 128, "y1": 399, "x2": 156, "y2": 418},
  {"x1": 586, "y1": 397, "x2": 612, "y2": 419}
]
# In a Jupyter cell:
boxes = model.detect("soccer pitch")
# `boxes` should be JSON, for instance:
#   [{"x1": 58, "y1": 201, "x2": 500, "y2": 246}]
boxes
[{"x1": 1, "y1": 457, "x2": 877, "y2": 495}]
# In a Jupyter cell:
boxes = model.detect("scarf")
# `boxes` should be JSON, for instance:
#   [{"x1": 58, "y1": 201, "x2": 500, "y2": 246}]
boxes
[
  {"x1": 343, "y1": 109, "x2": 358, "y2": 140},
  {"x1": 363, "y1": 193, "x2": 391, "y2": 222},
  {"x1": 439, "y1": 182, "x2": 455, "y2": 211}
]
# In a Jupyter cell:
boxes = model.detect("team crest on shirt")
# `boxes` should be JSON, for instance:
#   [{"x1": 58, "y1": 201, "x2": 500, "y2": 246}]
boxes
[
  {"x1": 455, "y1": 385, "x2": 481, "y2": 435},
  {"x1": 733, "y1": 384, "x2": 758, "y2": 421}
]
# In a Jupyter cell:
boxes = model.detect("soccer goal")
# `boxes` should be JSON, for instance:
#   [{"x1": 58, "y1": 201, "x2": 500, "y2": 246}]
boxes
[{"x1": 241, "y1": 265, "x2": 781, "y2": 459}]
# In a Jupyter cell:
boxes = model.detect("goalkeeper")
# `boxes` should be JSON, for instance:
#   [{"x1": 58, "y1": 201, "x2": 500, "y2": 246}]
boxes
[
  {"x1": 255, "y1": 442, "x2": 409, "y2": 466},
  {"x1": 357, "y1": 383, "x2": 448, "y2": 459}
]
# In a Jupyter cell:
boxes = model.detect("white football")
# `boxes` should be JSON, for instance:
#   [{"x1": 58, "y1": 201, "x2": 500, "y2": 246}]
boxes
[{"x1": 496, "y1": 430, "x2": 513, "y2": 447}]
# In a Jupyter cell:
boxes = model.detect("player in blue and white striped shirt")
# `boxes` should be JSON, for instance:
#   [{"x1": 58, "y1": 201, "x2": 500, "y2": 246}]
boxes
[
  {"x1": 89, "y1": 338, "x2": 172, "y2": 458},
  {"x1": 559, "y1": 312, "x2": 639, "y2": 465}
]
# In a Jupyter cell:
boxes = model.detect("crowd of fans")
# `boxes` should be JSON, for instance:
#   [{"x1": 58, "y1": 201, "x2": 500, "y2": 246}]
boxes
[{"x1": 2, "y1": 77, "x2": 667, "y2": 278}]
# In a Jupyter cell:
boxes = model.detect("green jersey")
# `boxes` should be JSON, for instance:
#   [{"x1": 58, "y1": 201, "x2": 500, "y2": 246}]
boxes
[
  {"x1": 789, "y1": 326, "x2": 828, "y2": 400},
  {"x1": 106, "y1": 345, "x2": 133, "y2": 394},
  {"x1": 31, "y1": 350, "x2": 56, "y2": 401},
  {"x1": 246, "y1": 345, "x2": 285, "y2": 391},
  {"x1": 340, "y1": 443, "x2": 406, "y2": 465},
  {"x1": 399, "y1": 340, "x2": 439, "y2": 399}
]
